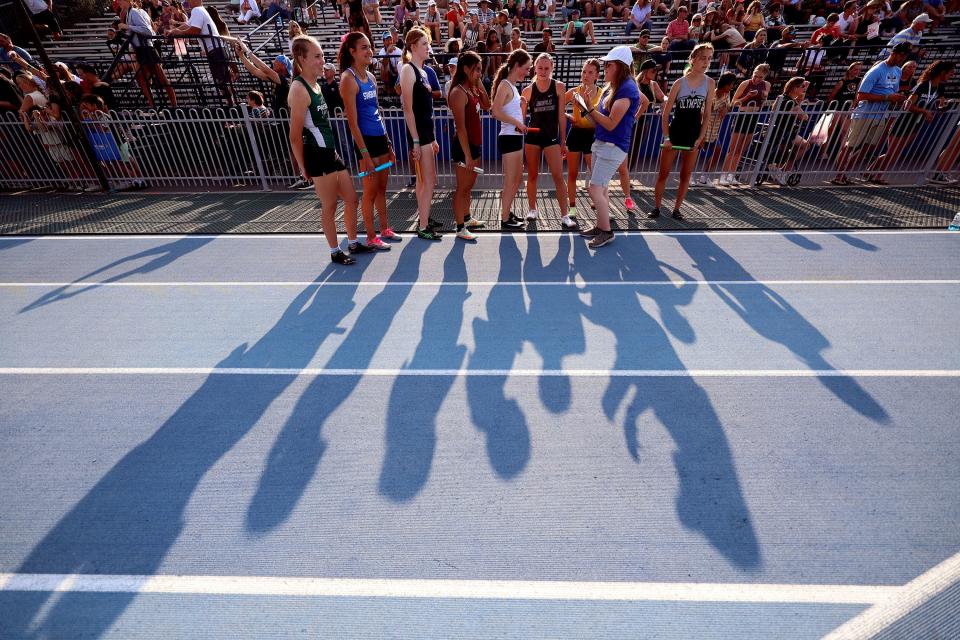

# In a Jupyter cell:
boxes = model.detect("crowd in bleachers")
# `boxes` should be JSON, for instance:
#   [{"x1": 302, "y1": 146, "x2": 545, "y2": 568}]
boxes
[{"x1": 1, "y1": 0, "x2": 960, "y2": 191}]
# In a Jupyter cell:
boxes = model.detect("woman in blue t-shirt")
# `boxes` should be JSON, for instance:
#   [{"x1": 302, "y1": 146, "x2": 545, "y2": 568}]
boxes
[
  {"x1": 576, "y1": 45, "x2": 642, "y2": 249},
  {"x1": 652, "y1": 43, "x2": 715, "y2": 221}
]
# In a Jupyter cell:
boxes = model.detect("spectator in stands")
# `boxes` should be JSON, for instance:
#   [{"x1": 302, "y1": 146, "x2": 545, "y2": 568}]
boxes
[
  {"x1": 442, "y1": 56, "x2": 457, "y2": 95},
  {"x1": 831, "y1": 41, "x2": 910, "y2": 185},
  {"x1": 363, "y1": 0, "x2": 382, "y2": 25},
  {"x1": 119, "y1": 0, "x2": 179, "y2": 108},
  {"x1": 688, "y1": 12, "x2": 704, "y2": 42},
  {"x1": 826, "y1": 60, "x2": 862, "y2": 106},
  {"x1": 666, "y1": 6, "x2": 695, "y2": 55},
  {"x1": 763, "y1": 3, "x2": 786, "y2": 41},
  {"x1": 851, "y1": 1, "x2": 884, "y2": 50},
  {"x1": 246, "y1": 90, "x2": 271, "y2": 116},
  {"x1": 765, "y1": 25, "x2": 803, "y2": 80},
  {"x1": 781, "y1": 0, "x2": 806, "y2": 24},
  {"x1": 563, "y1": 10, "x2": 596, "y2": 45},
  {"x1": 507, "y1": 26, "x2": 527, "y2": 51},
  {"x1": 261, "y1": 0, "x2": 292, "y2": 21},
  {"x1": 492, "y1": 10, "x2": 512, "y2": 41},
  {"x1": 520, "y1": 0, "x2": 535, "y2": 31},
  {"x1": 882, "y1": 13, "x2": 931, "y2": 59},
  {"x1": 233, "y1": 42, "x2": 292, "y2": 115},
  {"x1": 707, "y1": 21, "x2": 747, "y2": 69},
  {"x1": 736, "y1": 29, "x2": 767, "y2": 75},
  {"x1": 626, "y1": 0, "x2": 653, "y2": 36},
  {"x1": 24, "y1": 0, "x2": 63, "y2": 40},
  {"x1": 727, "y1": 2, "x2": 746, "y2": 34},
  {"x1": 425, "y1": 0, "x2": 442, "y2": 41},
  {"x1": 0, "y1": 68, "x2": 23, "y2": 117},
  {"x1": 462, "y1": 11, "x2": 482, "y2": 49},
  {"x1": 719, "y1": 63, "x2": 770, "y2": 185},
  {"x1": 889, "y1": 0, "x2": 923, "y2": 31},
  {"x1": 697, "y1": 70, "x2": 735, "y2": 183},
  {"x1": 928, "y1": 121, "x2": 960, "y2": 184},
  {"x1": 447, "y1": 0, "x2": 465, "y2": 38},
  {"x1": 630, "y1": 29, "x2": 654, "y2": 73},
  {"x1": 237, "y1": 0, "x2": 261, "y2": 23},
  {"x1": 53, "y1": 61, "x2": 81, "y2": 86},
  {"x1": 7, "y1": 52, "x2": 48, "y2": 91},
  {"x1": 811, "y1": 13, "x2": 842, "y2": 46},
  {"x1": 485, "y1": 30, "x2": 504, "y2": 81},
  {"x1": 379, "y1": 31, "x2": 402, "y2": 93},
  {"x1": 171, "y1": 0, "x2": 235, "y2": 104},
  {"x1": 478, "y1": 0, "x2": 496, "y2": 25},
  {"x1": 76, "y1": 63, "x2": 117, "y2": 110},
  {"x1": 533, "y1": 27, "x2": 555, "y2": 53},
  {"x1": 605, "y1": 0, "x2": 631, "y2": 21},
  {"x1": 534, "y1": 0, "x2": 551, "y2": 30},
  {"x1": 506, "y1": 0, "x2": 521, "y2": 24},
  {"x1": 766, "y1": 76, "x2": 810, "y2": 184},
  {"x1": 923, "y1": 0, "x2": 945, "y2": 32},
  {"x1": 286, "y1": 21, "x2": 303, "y2": 55},
  {"x1": 62, "y1": 80, "x2": 84, "y2": 105},
  {"x1": 742, "y1": 1, "x2": 763, "y2": 41},
  {"x1": 320, "y1": 62, "x2": 343, "y2": 111},
  {"x1": 0, "y1": 34, "x2": 35, "y2": 75},
  {"x1": 15, "y1": 73, "x2": 46, "y2": 130},
  {"x1": 865, "y1": 60, "x2": 953, "y2": 184}
]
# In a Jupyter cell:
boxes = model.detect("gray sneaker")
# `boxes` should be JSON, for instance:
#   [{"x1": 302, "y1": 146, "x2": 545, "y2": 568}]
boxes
[
  {"x1": 588, "y1": 229, "x2": 615, "y2": 248},
  {"x1": 579, "y1": 225, "x2": 602, "y2": 238}
]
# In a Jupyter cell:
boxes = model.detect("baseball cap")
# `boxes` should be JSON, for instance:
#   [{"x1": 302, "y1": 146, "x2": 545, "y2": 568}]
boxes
[
  {"x1": 427, "y1": 0, "x2": 435, "y2": 4},
  {"x1": 639, "y1": 59, "x2": 658, "y2": 72},
  {"x1": 322, "y1": 62, "x2": 336, "y2": 71},
  {"x1": 601, "y1": 45, "x2": 633, "y2": 67},
  {"x1": 383, "y1": 31, "x2": 392, "y2": 41},
  {"x1": 448, "y1": 56, "x2": 459, "y2": 67},
  {"x1": 274, "y1": 54, "x2": 293, "y2": 76},
  {"x1": 638, "y1": 28, "x2": 650, "y2": 37},
  {"x1": 914, "y1": 12, "x2": 933, "y2": 23}
]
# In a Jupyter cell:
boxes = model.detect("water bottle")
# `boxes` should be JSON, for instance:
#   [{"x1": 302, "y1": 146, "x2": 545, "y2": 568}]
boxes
[{"x1": 950, "y1": 212, "x2": 960, "y2": 231}]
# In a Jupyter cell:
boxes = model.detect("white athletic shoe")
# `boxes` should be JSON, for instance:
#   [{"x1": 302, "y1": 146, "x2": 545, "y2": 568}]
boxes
[
  {"x1": 561, "y1": 214, "x2": 577, "y2": 229},
  {"x1": 718, "y1": 174, "x2": 733, "y2": 186},
  {"x1": 697, "y1": 174, "x2": 708, "y2": 185},
  {"x1": 526, "y1": 209, "x2": 539, "y2": 221}
]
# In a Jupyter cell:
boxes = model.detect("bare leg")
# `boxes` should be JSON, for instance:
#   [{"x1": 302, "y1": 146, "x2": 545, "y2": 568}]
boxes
[
  {"x1": 673, "y1": 149, "x2": 697, "y2": 210},
  {"x1": 654, "y1": 147, "x2": 676, "y2": 209},
  {"x1": 315, "y1": 171, "x2": 341, "y2": 249},
  {"x1": 500, "y1": 150, "x2": 524, "y2": 220},
  {"x1": 566, "y1": 150, "x2": 580, "y2": 207},
  {"x1": 525, "y1": 143, "x2": 541, "y2": 212},
  {"x1": 542, "y1": 145, "x2": 568, "y2": 217}
]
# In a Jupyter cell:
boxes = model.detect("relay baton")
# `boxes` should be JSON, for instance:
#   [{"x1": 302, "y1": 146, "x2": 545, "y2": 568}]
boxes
[
  {"x1": 662, "y1": 142, "x2": 692, "y2": 150},
  {"x1": 456, "y1": 162, "x2": 484, "y2": 174},
  {"x1": 355, "y1": 160, "x2": 393, "y2": 178},
  {"x1": 526, "y1": 127, "x2": 541, "y2": 134}
]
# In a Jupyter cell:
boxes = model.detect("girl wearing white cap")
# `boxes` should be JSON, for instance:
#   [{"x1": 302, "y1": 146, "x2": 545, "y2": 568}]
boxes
[
  {"x1": 651, "y1": 43, "x2": 714, "y2": 220},
  {"x1": 577, "y1": 45, "x2": 642, "y2": 248}
]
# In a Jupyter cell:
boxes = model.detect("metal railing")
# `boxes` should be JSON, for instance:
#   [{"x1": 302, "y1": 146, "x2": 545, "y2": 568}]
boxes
[{"x1": 2, "y1": 100, "x2": 958, "y2": 192}]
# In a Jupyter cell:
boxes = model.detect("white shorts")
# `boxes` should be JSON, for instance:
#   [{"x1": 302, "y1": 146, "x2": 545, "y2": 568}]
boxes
[{"x1": 589, "y1": 140, "x2": 627, "y2": 187}]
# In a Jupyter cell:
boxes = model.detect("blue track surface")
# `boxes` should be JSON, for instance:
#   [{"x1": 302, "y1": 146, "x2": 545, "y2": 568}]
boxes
[{"x1": 0, "y1": 231, "x2": 958, "y2": 639}]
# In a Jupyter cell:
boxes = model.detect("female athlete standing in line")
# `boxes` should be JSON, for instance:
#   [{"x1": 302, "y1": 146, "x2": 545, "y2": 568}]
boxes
[
  {"x1": 399, "y1": 27, "x2": 443, "y2": 241},
  {"x1": 564, "y1": 58, "x2": 601, "y2": 229},
  {"x1": 650, "y1": 43, "x2": 715, "y2": 220},
  {"x1": 288, "y1": 35, "x2": 366, "y2": 264},
  {"x1": 448, "y1": 51, "x2": 492, "y2": 241},
  {"x1": 521, "y1": 53, "x2": 568, "y2": 223},
  {"x1": 577, "y1": 45, "x2": 642, "y2": 249},
  {"x1": 491, "y1": 49, "x2": 531, "y2": 231},
  {"x1": 340, "y1": 32, "x2": 395, "y2": 247}
]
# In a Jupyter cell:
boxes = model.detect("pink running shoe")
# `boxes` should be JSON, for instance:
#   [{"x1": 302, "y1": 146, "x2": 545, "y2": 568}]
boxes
[
  {"x1": 367, "y1": 236, "x2": 392, "y2": 251},
  {"x1": 380, "y1": 227, "x2": 399, "y2": 240},
  {"x1": 624, "y1": 197, "x2": 637, "y2": 212}
]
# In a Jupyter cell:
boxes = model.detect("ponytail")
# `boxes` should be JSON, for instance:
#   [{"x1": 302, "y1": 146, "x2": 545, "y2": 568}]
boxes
[
  {"x1": 402, "y1": 26, "x2": 430, "y2": 64},
  {"x1": 492, "y1": 48, "x2": 530, "y2": 101}
]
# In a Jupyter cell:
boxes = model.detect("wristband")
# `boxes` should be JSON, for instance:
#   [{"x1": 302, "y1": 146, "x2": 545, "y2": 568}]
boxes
[
  {"x1": 359, "y1": 147, "x2": 369, "y2": 154},
  {"x1": 413, "y1": 139, "x2": 420, "y2": 145}
]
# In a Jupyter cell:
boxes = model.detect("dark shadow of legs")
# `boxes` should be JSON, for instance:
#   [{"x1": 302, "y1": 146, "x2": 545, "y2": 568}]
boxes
[
  {"x1": 19, "y1": 238, "x2": 215, "y2": 313},
  {"x1": 378, "y1": 242, "x2": 470, "y2": 502},
  {"x1": 6, "y1": 261, "x2": 366, "y2": 639},
  {"x1": 246, "y1": 241, "x2": 430, "y2": 531},
  {"x1": 675, "y1": 234, "x2": 889, "y2": 423},
  {"x1": 834, "y1": 233, "x2": 879, "y2": 251},
  {"x1": 573, "y1": 239, "x2": 761, "y2": 571},
  {"x1": 467, "y1": 236, "x2": 530, "y2": 479}
]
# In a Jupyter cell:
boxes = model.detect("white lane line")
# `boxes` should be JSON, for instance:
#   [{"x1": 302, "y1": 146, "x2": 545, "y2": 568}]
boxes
[
  {"x1": 0, "y1": 573, "x2": 899, "y2": 604},
  {"x1": 1, "y1": 368, "x2": 959, "y2": 377},
  {"x1": 2, "y1": 279, "x2": 960, "y2": 288},
  {"x1": 0, "y1": 230, "x2": 954, "y2": 240},
  {"x1": 823, "y1": 552, "x2": 960, "y2": 639}
]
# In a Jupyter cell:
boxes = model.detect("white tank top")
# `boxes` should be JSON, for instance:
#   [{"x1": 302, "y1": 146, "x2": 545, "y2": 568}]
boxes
[
  {"x1": 28, "y1": 91, "x2": 48, "y2": 110},
  {"x1": 498, "y1": 80, "x2": 522, "y2": 136}
]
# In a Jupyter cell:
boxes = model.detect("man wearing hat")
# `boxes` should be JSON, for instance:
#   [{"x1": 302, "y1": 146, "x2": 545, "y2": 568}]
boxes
[
  {"x1": 424, "y1": 0, "x2": 442, "y2": 42},
  {"x1": 443, "y1": 56, "x2": 457, "y2": 98},
  {"x1": 378, "y1": 30, "x2": 402, "y2": 95},
  {"x1": 882, "y1": 12, "x2": 931, "y2": 59},
  {"x1": 630, "y1": 29, "x2": 654, "y2": 73},
  {"x1": 831, "y1": 41, "x2": 911, "y2": 185},
  {"x1": 477, "y1": 0, "x2": 496, "y2": 26},
  {"x1": 319, "y1": 61, "x2": 344, "y2": 112}
]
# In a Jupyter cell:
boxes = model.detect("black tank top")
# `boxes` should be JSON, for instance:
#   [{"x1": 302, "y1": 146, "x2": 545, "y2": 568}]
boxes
[
  {"x1": 528, "y1": 78, "x2": 559, "y2": 136},
  {"x1": 835, "y1": 77, "x2": 858, "y2": 106},
  {"x1": 409, "y1": 64, "x2": 434, "y2": 139},
  {"x1": 639, "y1": 81, "x2": 654, "y2": 105}
]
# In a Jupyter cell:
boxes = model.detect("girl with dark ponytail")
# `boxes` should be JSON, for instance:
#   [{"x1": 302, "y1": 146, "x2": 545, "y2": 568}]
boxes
[{"x1": 491, "y1": 49, "x2": 532, "y2": 230}]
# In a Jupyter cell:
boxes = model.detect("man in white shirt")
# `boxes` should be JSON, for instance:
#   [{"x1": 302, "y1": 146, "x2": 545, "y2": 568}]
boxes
[
  {"x1": 118, "y1": 0, "x2": 179, "y2": 107},
  {"x1": 25, "y1": 0, "x2": 63, "y2": 39},
  {"x1": 172, "y1": 0, "x2": 234, "y2": 103},
  {"x1": 378, "y1": 31, "x2": 402, "y2": 95}
]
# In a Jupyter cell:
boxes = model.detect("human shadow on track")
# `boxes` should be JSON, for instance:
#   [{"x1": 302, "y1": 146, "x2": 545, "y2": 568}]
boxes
[
  {"x1": 833, "y1": 233, "x2": 879, "y2": 251},
  {"x1": 572, "y1": 236, "x2": 761, "y2": 571},
  {"x1": 2, "y1": 259, "x2": 369, "y2": 639},
  {"x1": 523, "y1": 234, "x2": 586, "y2": 414},
  {"x1": 378, "y1": 241, "x2": 470, "y2": 501},
  {"x1": 18, "y1": 237, "x2": 215, "y2": 313},
  {"x1": 675, "y1": 233, "x2": 889, "y2": 423},
  {"x1": 0, "y1": 238, "x2": 32, "y2": 250},
  {"x1": 466, "y1": 236, "x2": 531, "y2": 480},
  {"x1": 246, "y1": 240, "x2": 429, "y2": 529}
]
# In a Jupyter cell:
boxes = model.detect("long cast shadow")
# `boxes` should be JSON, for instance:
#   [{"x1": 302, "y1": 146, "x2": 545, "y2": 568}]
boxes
[
  {"x1": 378, "y1": 242, "x2": 470, "y2": 501},
  {"x1": 675, "y1": 234, "x2": 889, "y2": 423},
  {"x1": 19, "y1": 237, "x2": 215, "y2": 313},
  {"x1": 466, "y1": 236, "x2": 531, "y2": 479},
  {"x1": 573, "y1": 237, "x2": 761, "y2": 571},
  {"x1": 246, "y1": 240, "x2": 431, "y2": 530},
  {"x1": 4, "y1": 259, "x2": 368, "y2": 639}
]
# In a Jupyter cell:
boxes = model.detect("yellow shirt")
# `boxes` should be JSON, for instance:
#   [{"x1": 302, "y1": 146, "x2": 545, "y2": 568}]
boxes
[{"x1": 571, "y1": 85, "x2": 601, "y2": 129}]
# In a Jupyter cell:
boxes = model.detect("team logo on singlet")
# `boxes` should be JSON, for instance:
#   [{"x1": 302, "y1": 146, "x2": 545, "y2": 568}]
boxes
[
  {"x1": 675, "y1": 94, "x2": 705, "y2": 110},
  {"x1": 362, "y1": 89, "x2": 376, "y2": 100}
]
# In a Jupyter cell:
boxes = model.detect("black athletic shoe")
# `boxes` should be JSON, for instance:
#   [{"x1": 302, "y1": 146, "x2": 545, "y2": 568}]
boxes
[
  {"x1": 501, "y1": 217, "x2": 524, "y2": 231},
  {"x1": 671, "y1": 209, "x2": 684, "y2": 220},
  {"x1": 509, "y1": 213, "x2": 526, "y2": 225},
  {"x1": 647, "y1": 207, "x2": 661, "y2": 219},
  {"x1": 417, "y1": 227, "x2": 443, "y2": 240},
  {"x1": 348, "y1": 241, "x2": 376, "y2": 254},
  {"x1": 331, "y1": 250, "x2": 356, "y2": 265}
]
